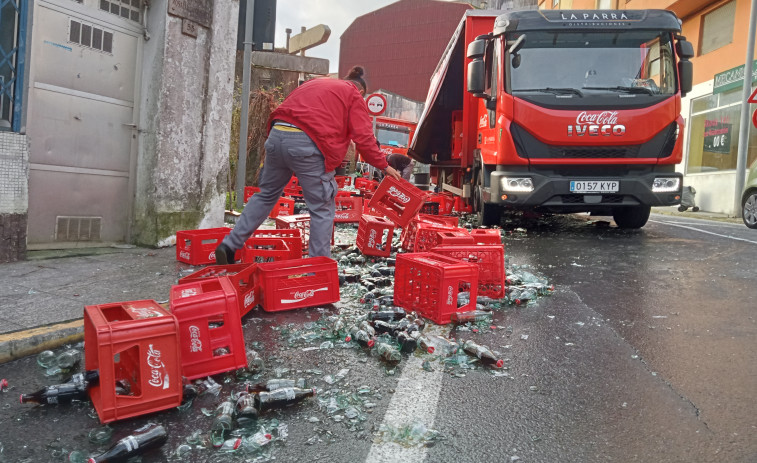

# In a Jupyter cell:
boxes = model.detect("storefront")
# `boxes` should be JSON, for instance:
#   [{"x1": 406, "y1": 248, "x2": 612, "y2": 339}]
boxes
[{"x1": 681, "y1": 60, "x2": 757, "y2": 215}]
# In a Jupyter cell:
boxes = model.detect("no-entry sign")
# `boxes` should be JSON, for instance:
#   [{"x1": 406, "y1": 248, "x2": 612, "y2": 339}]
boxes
[
  {"x1": 366, "y1": 93, "x2": 387, "y2": 116},
  {"x1": 750, "y1": 87, "x2": 757, "y2": 129}
]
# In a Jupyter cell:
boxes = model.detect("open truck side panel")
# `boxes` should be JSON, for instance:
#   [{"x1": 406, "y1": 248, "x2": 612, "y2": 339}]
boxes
[{"x1": 410, "y1": 9, "x2": 694, "y2": 228}]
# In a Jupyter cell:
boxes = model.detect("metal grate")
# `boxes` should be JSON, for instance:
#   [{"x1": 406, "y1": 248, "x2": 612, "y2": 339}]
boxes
[
  {"x1": 56, "y1": 216, "x2": 102, "y2": 242},
  {"x1": 548, "y1": 146, "x2": 641, "y2": 159}
]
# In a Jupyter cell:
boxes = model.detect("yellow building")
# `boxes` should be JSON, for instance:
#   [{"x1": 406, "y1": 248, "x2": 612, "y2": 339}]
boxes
[{"x1": 539, "y1": 0, "x2": 757, "y2": 215}]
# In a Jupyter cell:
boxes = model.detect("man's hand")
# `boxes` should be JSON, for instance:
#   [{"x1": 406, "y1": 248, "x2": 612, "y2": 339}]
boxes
[{"x1": 384, "y1": 166, "x2": 402, "y2": 181}]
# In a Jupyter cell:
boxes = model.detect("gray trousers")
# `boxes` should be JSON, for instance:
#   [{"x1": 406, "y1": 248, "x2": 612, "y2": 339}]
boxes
[{"x1": 223, "y1": 128, "x2": 338, "y2": 257}]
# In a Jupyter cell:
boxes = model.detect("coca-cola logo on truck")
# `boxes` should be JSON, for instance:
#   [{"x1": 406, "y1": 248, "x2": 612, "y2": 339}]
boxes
[
  {"x1": 387, "y1": 186, "x2": 410, "y2": 204},
  {"x1": 568, "y1": 111, "x2": 626, "y2": 137}
]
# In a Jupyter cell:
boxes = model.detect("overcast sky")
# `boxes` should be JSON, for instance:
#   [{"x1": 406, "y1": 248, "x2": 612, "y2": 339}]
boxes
[{"x1": 273, "y1": 1, "x2": 403, "y2": 73}]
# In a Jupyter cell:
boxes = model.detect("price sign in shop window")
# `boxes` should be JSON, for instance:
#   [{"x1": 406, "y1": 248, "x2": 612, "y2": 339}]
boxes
[{"x1": 703, "y1": 117, "x2": 732, "y2": 154}]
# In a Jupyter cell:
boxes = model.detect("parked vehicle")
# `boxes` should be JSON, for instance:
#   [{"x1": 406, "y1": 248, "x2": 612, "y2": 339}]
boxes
[
  {"x1": 741, "y1": 159, "x2": 757, "y2": 229},
  {"x1": 409, "y1": 9, "x2": 694, "y2": 228},
  {"x1": 375, "y1": 116, "x2": 417, "y2": 157}
]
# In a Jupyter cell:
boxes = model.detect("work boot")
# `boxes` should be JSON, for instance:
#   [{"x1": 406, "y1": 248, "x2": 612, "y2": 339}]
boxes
[{"x1": 215, "y1": 242, "x2": 236, "y2": 265}]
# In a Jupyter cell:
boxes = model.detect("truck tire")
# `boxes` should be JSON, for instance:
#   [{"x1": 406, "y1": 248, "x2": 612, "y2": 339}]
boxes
[
  {"x1": 612, "y1": 205, "x2": 651, "y2": 229},
  {"x1": 473, "y1": 157, "x2": 501, "y2": 227}
]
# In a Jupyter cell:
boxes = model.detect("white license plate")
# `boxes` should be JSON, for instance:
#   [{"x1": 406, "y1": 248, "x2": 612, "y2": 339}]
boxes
[{"x1": 570, "y1": 180, "x2": 619, "y2": 193}]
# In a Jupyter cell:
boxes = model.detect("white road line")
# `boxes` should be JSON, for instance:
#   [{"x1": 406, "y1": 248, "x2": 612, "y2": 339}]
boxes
[
  {"x1": 365, "y1": 355, "x2": 444, "y2": 463},
  {"x1": 649, "y1": 219, "x2": 757, "y2": 245}
]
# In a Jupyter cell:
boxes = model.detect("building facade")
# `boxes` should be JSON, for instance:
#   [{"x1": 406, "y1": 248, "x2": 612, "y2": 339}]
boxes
[{"x1": 540, "y1": 0, "x2": 757, "y2": 216}]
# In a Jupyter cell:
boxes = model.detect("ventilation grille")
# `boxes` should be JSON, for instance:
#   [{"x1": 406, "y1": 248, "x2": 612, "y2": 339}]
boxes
[{"x1": 56, "y1": 216, "x2": 102, "y2": 242}]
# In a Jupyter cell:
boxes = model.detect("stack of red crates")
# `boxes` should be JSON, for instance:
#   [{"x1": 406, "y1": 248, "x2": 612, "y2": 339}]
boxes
[
  {"x1": 84, "y1": 300, "x2": 183, "y2": 423},
  {"x1": 393, "y1": 253, "x2": 479, "y2": 325},
  {"x1": 257, "y1": 257, "x2": 340, "y2": 311},
  {"x1": 179, "y1": 262, "x2": 259, "y2": 317},
  {"x1": 430, "y1": 244, "x2": 506, "y2": 298},
  {"x1": 400, "y1": 215, "x2": 459, "y2": 252},
  {"x1": 169, "y1": 277, "x2": 248, "y2": 380}
]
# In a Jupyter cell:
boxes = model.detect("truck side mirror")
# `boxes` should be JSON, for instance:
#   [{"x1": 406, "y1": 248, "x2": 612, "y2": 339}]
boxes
[
  {"x1": 678, "y1": 60, "x2": 692, "y2": 97},
  {"x1": 676, "y1": 39, "x2": 694, "y2": 97},
  {"x1": 467, "y1": 38, "x2": 487, "y2": 59},
  {"x1": 467, "y1": 58, "x2": 486, "y2": 97}
]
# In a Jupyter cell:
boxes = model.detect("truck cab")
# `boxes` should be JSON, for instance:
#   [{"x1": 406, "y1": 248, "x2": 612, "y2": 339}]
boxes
[{"x1": 410, "y1": 9, "x2": 694, "y2": 228}]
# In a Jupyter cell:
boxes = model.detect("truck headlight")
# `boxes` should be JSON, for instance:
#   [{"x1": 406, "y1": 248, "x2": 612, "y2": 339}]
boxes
[
  {"x1": 652, "y1": 177, "x2": 680, "y2": 192},
  {"x1": 501, "y1": 177, "x2": 534, "y2": 192}
]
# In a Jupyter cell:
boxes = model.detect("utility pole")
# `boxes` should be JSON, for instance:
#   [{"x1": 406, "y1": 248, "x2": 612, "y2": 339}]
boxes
[
  {"x1": 735, "y1": 0, "x2": 757, "y2": 217},
  {"x1": 236, "y1": 0, "x2": 255, "y2": 211}
]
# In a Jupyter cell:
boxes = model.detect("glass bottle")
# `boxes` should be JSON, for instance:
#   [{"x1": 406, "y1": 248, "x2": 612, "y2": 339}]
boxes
[
  {"x1": 374, "y1": 342, "x2": 402, "y2": 365},
  {"x1": 20, "y1": 381, "x2": 89, "y2": 405},
  {"x1": 462, "y1": 340, "x2": 504, "y2": 368},
  {"x1": 450, "y1": 310, "x2": 493, "y2": 324},
  {"x1": 254, "y1": 387, "x2": 316, "y2": 413},
  {"x1": 345, "y1": 326, "x2": 375, "y2": 348},
  {"x1": 396, "y1": 331, "x2": 418, "y2": 354},
  {"x1": 86, "y1": 425, "x2": 167, "y2": 463}
]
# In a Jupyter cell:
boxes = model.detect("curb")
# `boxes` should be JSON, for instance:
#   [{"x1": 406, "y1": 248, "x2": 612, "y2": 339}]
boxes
[{"x1": 0, "y1": 319, "x2": 84, "y2": 365}]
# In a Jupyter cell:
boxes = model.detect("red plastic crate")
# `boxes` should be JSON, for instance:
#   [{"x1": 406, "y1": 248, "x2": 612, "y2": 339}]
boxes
[
  {"x1": 241, "y1": 236, "x2": 300, "y2": 263},
  {"x1": 274, "y1": 214, "x2": 333, "y2": 255},
  {"x1": 356, "y1": 215, "x2": 395, "y2": 257},
  {"x1": 257, "y1": 257, "x2": 340, "y2": 311},
  {"x1": 436, "y1": 228, "x2": 475, "y2": 246},
  {"x1": 419, "y1": 202, "x2": 440, "y2": 215},
  {"x1": 393, "y1": 253, "x2": 479, "y2": 325},
  {"x1": 170, "y1": 278, "x2": 248, "y2": 380},
  {"x1": 244, "y1": 186, "x2": 260, "y2": 203},
  {"x1": 430, "y1": 244, "x2": 505, "y2": 298},
  {"x1": 178, "y1": 263, "x2": 260, "y2": 317},
  {"x1": 354, "y1": 177, "x2": 379, "y2": 196},
  {"x1": 425, "y1": 193, "x2": 455, "y2": 215},
  {"x1": 335, "y1": 175, "x2": 352, "y2": 188},
  {"x1": 334, "y1": 196, "x2": 363, "y2": 223},
  {"x1": 367, "y1": 177, "x2": 425, "y2": 227},
  {"x1": 400, "y1": 216, "x2": 458, "y2": 252},
  {"x1": 251, "y1": 228, "x2": 303, "y2": 256},
  {"x1": 269, "y1": 197, "x2": 295, "y2": 218},
  {"x1": 453, "y1": 196, "x2": 472, "y2": 213},
  {"x1": 176, "y1": 227, "x2": 233, "y2": 266},
  {"x1": 470, "y1": 228, "x2": 502, "y2": 245},
  {"x1": 84, "y1": 300, "x2": 183, "y2": 423},
  {"x1": 283, "y1": 176, "x2": 303, "y2": 197}
]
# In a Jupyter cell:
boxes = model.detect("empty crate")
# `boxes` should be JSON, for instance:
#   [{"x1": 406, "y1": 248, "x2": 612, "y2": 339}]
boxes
[
  {"x1": 176, "y1": 227, "x2": 233, "y2": 266},
  {"x1": 470, "y1": 228, "x2": 502, "y2": 245},
  {"x1": 394, "y1": 253, "x2": 479, "y2": 325},
  {"x1": 425, "y1": 193, "x2": 455, "y2": 215},
  {"x1": 257, "y1": 257, "x2": 340, "y2": 311},
  {"x1": 242, "y1": 236, "x2": 300, "y2": 263},
  {"x1": 354, "y1": 177, "x2": 379, "y2": 196},
  {"x1": 244, "y1": 186, "x2": 261, "y2": 203},
  {"x1": 367, "y1": 177, "x2": 425, "y2": 227},
  {"x1": 334, "y1": 196, "x2": 363, "y2": 223},
  {"x1": 178, "y1": 262, "x2": 260, "y2": 317},
  {"x1": 170, "y1": 278, "x2": 248, "y2": 380},
  {"x1": 436, "y1": 228, "x2": 475, "y2": 246},
  {"x1": 84, "y1": 300, "x2": 183, "y2": 423},
  {"x1": 430, "y1": 244, "x2": 506, "y2": 298},
  {"x1": 269, "y1": 197, "x2": 295, "y2": 218},
  {"x1": 356, "y1": 215, "x2": 395, "y2": 257}
]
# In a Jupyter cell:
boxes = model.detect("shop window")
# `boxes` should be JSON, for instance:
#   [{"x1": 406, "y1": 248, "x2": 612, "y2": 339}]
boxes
[
  {"x1": 100, "y1": 0, "x2": 141, "y2": 23},
  {"x1": 700, "y1": 1, "x2": 736, "y2": 55},
  {"x1": 687, "y1": 88, "x2": 757, "y2": 174}
]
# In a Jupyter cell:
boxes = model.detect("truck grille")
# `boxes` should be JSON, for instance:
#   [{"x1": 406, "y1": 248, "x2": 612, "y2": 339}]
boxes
[{"x1": 548, "y1": 146, "x2": 641, "y2": 159}]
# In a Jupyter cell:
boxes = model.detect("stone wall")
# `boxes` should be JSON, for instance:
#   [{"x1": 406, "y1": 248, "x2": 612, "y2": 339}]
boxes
[{"x1": 0, "y1": 132, "x2": 28, "y2": 262}]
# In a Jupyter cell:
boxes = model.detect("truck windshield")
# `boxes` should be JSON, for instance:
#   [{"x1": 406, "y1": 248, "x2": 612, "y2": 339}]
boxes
[
  {"x1": 510, "y1": 31, "x2": 676, "y2": 97},
  {"x1": 377, "y1": 127, "x2": 410, "y2": 148}
]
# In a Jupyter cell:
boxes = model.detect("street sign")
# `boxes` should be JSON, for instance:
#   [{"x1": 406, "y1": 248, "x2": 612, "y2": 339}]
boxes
[
  {"x1": 366, "y1": 93, "x2": 387, "y2": 116},
  {"x1": 288, "y1": 25, "x2": 331, "y2": 55},
  {"x1": 750, "y1": 87, "x2": 757, "y2": 128}
]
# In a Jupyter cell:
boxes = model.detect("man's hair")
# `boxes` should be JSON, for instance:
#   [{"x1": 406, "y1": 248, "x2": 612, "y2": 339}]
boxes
[{"x1": 343, "y1": 66, "x2": 367, "y2": 93}]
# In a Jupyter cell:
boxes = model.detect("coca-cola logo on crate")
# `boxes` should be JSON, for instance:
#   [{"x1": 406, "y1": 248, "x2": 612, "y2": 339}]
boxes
[
  {"x1": 146, "y1": 344, "x2": 170, "y2": 389},
  {"x1": 446, "y1": 285, "x2": 454, "y2": 306},
  {"x1": 367, "y1": 229, "x2": 377, "y2": 248},
  {"x1": 179, "y1": 250, "x2": 191, "y2": 261},
  {"x1": 244, "y1": 291, "x2": 255, "y2": 308},
  {"x1": 387, "y1": 186, "x2": 411, "y2": 204},
  {"x1": 188, "y1": 325, "x2": 203, "y2": 352},
  {"x1": 281, "y1": 287, "x2": 329, "y2": 304}
]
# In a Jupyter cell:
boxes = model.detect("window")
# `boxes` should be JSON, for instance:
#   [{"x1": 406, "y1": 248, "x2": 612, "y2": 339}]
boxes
[
  {"x1": 100, "y1": 0, "x2": 141, "y2": 23},
  {"x1": 597, "y1": 0, "x2": 614, "y2": 8},
  {"x1": 69, "y1": 19, "x2": 113, "y2": 53},
  {"x1": 700, "y1": 1, "x2": 736, "y2": 55},
  {"x1": 687, "y1": 88, "x2": 757, "y2": 174}
]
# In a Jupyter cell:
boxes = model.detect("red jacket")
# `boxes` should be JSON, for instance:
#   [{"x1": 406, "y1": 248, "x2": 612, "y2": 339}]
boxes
[{"x1": 267, "y1": 78, "x2": 389, "y2": 172}]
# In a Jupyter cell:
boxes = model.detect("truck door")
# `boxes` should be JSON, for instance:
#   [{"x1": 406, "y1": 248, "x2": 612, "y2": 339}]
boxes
[{"x1": 478, "y1": 38, "x2": 499, "y2": 166}]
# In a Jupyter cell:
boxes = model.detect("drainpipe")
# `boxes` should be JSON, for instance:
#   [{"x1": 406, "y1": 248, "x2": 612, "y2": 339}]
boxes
[{"x1": 236, "y1": 0, "x2": 254, "y2": 211}]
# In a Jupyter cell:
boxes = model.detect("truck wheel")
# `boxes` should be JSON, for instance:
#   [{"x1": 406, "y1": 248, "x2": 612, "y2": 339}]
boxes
[
  {"x1": 473, "y1": 159, "x2": 501, "y2": 227},
  {"x1": 612, "y1": 205, "x2": 651, "y2": 229}
]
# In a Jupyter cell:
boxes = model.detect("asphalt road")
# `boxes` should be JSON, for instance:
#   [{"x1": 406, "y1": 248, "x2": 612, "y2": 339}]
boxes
[{"x1": 0, "y1": 213, "x2": 755, "y2": 463}]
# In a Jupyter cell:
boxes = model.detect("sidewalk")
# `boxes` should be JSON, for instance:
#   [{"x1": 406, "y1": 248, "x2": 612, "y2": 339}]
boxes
[{"x1": 0, "y1": 208, "x2": 745, "y2": 364}]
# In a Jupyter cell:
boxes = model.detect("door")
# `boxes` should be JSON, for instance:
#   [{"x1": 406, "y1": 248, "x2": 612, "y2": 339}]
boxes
[{"x1": 26, "y1": 0, "x2": 142, "y2": 246}]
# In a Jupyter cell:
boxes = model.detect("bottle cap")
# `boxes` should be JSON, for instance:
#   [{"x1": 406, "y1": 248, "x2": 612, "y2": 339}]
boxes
[
  {"x1": 426, "y1": 346, "x2": 435, "y2": 354},
  {"x1": 495, "y1": 359, "x2": 504, "y2": 369},
  {"x1": 344, "y1": 335, "x2": 352, "y2": 342},
  {"x1": 367, "y1": 339, "x2": 375, "y2": 348}
]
